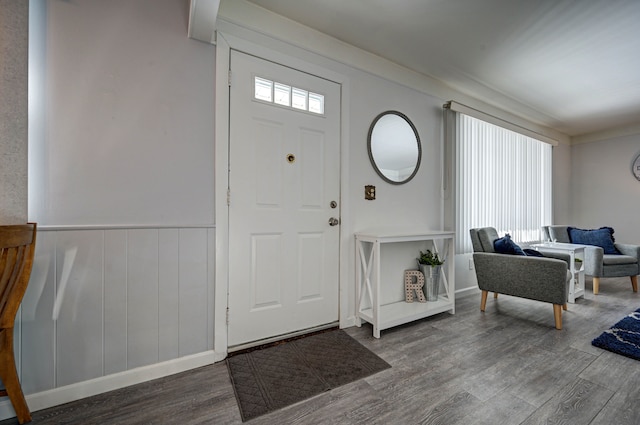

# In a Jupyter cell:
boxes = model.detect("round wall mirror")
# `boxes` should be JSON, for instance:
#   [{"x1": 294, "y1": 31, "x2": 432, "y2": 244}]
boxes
[{"x1": 367, "y1": 111, "x2": 421, "y2": 184}]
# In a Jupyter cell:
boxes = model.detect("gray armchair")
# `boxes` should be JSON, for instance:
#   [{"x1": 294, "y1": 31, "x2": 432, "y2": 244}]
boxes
[
  {"x1": 470, "y1": 227, "x2": 570, "y2": 330},
  {"x1": 544, "y1": 225, "x2": 639, "y2": 295}
]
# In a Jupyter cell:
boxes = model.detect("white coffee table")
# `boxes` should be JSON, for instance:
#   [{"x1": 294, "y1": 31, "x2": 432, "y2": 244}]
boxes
[{"x1": 530, "y1": 242, "x2": 588, "y2": 303}]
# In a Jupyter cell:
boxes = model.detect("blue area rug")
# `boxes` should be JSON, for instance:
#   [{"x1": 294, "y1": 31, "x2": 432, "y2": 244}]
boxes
[{"x1": 592, "y1": 308, "x2": 640, "y2": 360}]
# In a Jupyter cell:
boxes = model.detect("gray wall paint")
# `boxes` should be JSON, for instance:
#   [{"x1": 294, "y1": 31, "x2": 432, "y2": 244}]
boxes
[
  {"x1": 0, "y1": 1, "x2": 29, "y2": 224},
  {"x1": 348, "y1": 73, "x2": 443, "y2": 233},
  {"x1": 552, "y1": 142, "x2": 572, "y2": 224},
  {"x1": 346, "y1": 71, "x2": 446, "y2": 294},
  {"x1": 570, "y1": 135, "x2": 640, "y2": 243},
  {"x1": 29, "y1": 0, "x2": 215, "y2": 226}
]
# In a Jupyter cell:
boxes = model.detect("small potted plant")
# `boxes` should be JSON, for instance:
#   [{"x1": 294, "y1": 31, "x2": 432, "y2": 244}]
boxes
[
  {"x1": 416, "y1": 250, "x2": 444, "y2": 301},
  {"x1": 417, "y1": 249, "x2": 444, "y2": 267}
]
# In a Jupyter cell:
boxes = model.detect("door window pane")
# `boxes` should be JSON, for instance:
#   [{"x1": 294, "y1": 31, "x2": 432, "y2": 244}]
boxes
[
  {"x1": 308, "y1": 92, "x2": 324, "y2": 114},
  {"x1": 274, "y1": 83, "x2": 291, "y2": 106},
  {"x1": 292, "y1": 88, "x2": 308, "y2": 110},
  {"x1": 254, "y1": 77, "x2": 272, "y2": 102}
]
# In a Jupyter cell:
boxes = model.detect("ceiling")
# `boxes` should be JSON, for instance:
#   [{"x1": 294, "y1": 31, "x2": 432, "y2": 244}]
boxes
[{"x1": 239, "y1": 0, "x2": 640, "y2": 138}]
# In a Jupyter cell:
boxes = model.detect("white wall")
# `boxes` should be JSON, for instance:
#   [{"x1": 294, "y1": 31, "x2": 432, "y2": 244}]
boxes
[
  {"x1": 570, "y1": 134, "x2": 640, "y2": 243},
  {"x1": 346, "y1": 72, "x2": 445, "y2": 297},
  {"x1": 348, "y1": 73, "x2": 442, "y2": 232},
  {"x1": 5, "y1": 0, "x2": 218, "y2": 420},
  {"x1": 29, "y1": 0, "x2": 215, "y2": 226},
  {"x1": 20, "y1": 227, "x2": 215, "y2": 391},
  {"x1": 552, "y1": 142, "x2": 573, "y2": 224}
]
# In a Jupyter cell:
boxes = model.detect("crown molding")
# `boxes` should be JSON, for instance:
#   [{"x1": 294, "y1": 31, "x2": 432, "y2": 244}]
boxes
[
  {"x1": 218, "y1": 0, "x2": 571, "y2": 145},
  {"x1": 572, "y1": 122, "x2": 640, "y2": 145}
]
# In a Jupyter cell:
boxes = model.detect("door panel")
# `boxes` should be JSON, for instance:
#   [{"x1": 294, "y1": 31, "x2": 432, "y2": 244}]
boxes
[
  {"x1": 300, "y1": 129, "x2": 325, "y2": 208},
  {"x1": 298, "y1": 232, "x2": 324, "y2": 301},
  {"x1": 228, "y1": 51, "x2": 341, "y2": 347},
  {"x1": 254, "y1": 119, "x2": 284, "y2": 207}
]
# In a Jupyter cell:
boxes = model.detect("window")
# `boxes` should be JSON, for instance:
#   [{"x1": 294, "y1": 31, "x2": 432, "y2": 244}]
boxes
[
  {"x1": 291, "y1": 87, "x2": 308, "y2": 110},
  {"x1": 253, "y1": 76, "x2": 324, "y2": 115},
  {"x1": 274, "y1": 82, "x2": 291, "y2": 106},
  {"x1": 308, "y1": 92, "x2": 325, "y2": 114},
  {"x1": 254, "y1": 77, "x2": 273, "y2": 102},
  {"x1": 456, "y1": 114, "x2": 552, "y2": 253}
]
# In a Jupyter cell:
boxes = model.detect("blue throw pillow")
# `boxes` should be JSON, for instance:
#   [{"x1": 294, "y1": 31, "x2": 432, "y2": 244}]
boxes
[
  {"x1": 523, "y1": 248, "x2": 545, "y2": 257},
  {"x1": 568, "y1": 227, "x2": 619, "y2": 254},
  {"x1": 494, "y1": 234, "x2": 525, "y2": 256}
]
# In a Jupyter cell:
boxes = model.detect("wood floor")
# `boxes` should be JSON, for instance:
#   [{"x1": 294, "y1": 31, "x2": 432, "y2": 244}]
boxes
[{"x1": 4, "y1": 276, "x2": 640, "y2": 424}]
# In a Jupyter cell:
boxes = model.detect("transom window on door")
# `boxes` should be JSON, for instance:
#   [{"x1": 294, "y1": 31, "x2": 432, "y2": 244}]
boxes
[{"x1": 254, "y1": 76, "x2": 325, "y2": 115}]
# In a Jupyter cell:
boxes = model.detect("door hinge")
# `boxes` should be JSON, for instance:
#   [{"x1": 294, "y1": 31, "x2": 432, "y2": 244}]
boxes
[
  {"x1": 227, "y1": 189, "x2": 231, "y2": 206},
  {"x1": 226, "y1": 307, "x2": 230, "y2": 325},
  {"x1": 228, "y1": 69, "x2": 232, "y2": 86}
]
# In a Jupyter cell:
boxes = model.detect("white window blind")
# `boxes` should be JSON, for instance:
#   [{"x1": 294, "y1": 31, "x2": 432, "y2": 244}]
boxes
[{"x1": 456, "y1": 113, "x2": 552, "y2": 253}]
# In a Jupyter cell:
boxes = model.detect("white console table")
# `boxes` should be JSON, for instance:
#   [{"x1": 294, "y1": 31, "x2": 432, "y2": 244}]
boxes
[{"x1": 355, "y1": 229, "x2": 455, "y2": 338}]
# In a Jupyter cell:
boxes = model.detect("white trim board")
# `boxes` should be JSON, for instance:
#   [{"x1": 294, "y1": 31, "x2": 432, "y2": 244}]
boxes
[{"x1": 0, "y1": 351, "x2": 221, "y2": 421}]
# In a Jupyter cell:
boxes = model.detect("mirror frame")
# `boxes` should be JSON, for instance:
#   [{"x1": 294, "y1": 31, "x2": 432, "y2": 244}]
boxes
[{"x1": 367, "y1": 110, "x2": 422, "y2": 185}]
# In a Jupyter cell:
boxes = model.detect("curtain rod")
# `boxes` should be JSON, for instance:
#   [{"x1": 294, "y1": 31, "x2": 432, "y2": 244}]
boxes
[{"x1": 443, "y1": 101, "x2": 558, "y2": 146}]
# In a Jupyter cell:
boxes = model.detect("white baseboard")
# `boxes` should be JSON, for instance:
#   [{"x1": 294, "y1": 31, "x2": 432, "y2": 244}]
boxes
[
  {"x1": 0, "y1": 350, "x2": 221, "y2": 421},
  {"x1": 455, "y1": 285, "x2": 480, "y2": 296}
]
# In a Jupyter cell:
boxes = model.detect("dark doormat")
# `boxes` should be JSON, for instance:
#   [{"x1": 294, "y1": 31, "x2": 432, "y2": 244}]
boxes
[{"x1": 226, "y1": 329, "x2": 391, "y2": 421}]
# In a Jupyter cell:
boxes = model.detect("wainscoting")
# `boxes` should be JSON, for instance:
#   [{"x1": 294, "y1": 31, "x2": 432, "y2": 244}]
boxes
[{"x1": 3, "y1": 225, "x2": 216, "y2": 419}]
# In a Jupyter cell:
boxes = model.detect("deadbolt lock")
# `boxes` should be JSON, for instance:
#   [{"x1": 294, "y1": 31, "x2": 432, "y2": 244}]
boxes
[
  {"x1": 330, "y1": 201, "x2": 338, "y2": 208},
  {"x1": 286, "y1": 153, "x2": 296, "y2": 163},
  {"x1": 364, "y1": 185, "x2": 376, "y2": 200}
]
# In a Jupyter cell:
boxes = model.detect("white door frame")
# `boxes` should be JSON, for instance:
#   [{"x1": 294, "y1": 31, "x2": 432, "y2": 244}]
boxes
[{"x1": 214, "y1": 27, "x2": 353, "y2": 358}]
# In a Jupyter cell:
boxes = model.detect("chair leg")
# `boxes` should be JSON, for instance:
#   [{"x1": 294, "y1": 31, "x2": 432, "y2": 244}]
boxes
[
  {"x1": 0, "y1": 328, "x2": 31, "y2": 424},
  {"x1": 553, "y1": 304, "x2": 563, "y2": 330},
  {"x1": 494, "y1": 292, "x2": 498, "y2": 299},
  {"x1": 593, "y1": 277, "x2": 600, "y2": 295},
  {"x1": 631, "y1": 275, "x2": 638, "y2": 292},
  {"x1": 480, "y1": 290, "x2": 488, "y2": 312},
  {"x1": 563, "y1": 303, "x2": 568, "y2": 311}
]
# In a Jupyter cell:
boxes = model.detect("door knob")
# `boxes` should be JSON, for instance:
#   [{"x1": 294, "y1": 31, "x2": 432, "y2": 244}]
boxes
[{"x1": 328, "y1": 217, "x2": 340, "y2": 226}]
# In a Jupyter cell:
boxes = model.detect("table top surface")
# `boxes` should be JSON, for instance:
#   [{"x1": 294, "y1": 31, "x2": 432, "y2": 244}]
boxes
[
  {"x1": 530, "y1": 242, "x2": 590, "y2": 250},
  {"x1": 355, "y1": 228, "x2": 455, "y2": 239}
]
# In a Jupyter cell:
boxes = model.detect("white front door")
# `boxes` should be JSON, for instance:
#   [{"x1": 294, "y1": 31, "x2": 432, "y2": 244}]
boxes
[{"x1": 227, "y1": 50, "x2": 341, "y2": 348}]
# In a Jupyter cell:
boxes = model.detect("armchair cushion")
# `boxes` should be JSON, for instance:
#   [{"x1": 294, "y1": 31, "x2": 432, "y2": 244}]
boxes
[
  {"x1": 472, "y1": 227, "x2": 499, "y2": 253},
  {"x1": 568, "y1": 227, "x2": 620, "y2": 255}
]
